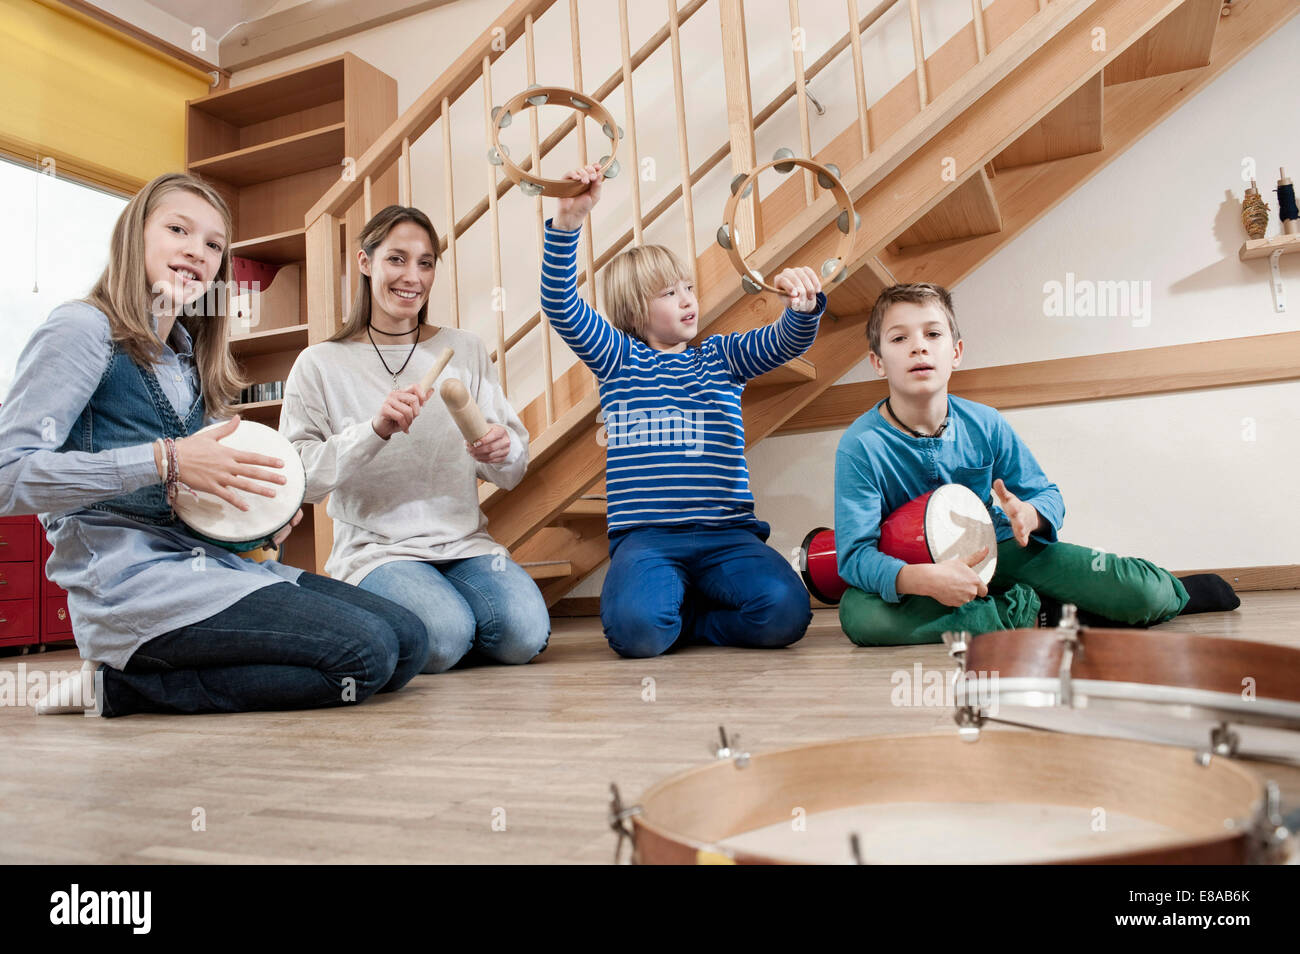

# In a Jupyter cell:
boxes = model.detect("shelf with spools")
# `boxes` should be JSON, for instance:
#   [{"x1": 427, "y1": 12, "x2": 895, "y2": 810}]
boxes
[{"x1": 1238, "y1": 168, "x2": 1299, "y2": 313}]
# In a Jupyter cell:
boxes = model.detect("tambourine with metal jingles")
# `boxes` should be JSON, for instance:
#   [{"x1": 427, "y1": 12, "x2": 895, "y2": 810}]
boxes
[
  {"x1": 717, "y1": 148, "x2": 859, "y2": 295},
  {"x1": 610, "y1": 724, "x2": 1299, "y2": 865},
  {"x1": 487, "y1": 85, "x2": 622, "y2": 197}
]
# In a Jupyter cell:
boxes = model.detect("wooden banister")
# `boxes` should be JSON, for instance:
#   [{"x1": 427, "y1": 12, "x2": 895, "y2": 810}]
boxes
[{"x1": 306, "y1": 0, "x2": 562, "y2": 225}]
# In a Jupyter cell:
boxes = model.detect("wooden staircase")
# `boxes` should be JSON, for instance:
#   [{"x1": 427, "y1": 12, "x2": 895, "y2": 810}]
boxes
[{"x1": 304, "y1": 0, "x2": 1296, "y2": 607}]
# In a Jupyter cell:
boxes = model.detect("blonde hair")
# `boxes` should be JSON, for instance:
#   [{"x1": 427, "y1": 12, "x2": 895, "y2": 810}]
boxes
[
  {"x1": 85, "y1": 172, "x2": 244, "y2": 418},
  {"x1": 329, "y1": 205, "x2": 441, "y2": 342},
  {"x1": 600, "y1": 244, "x2": 692, "y2": 342},
  {"x1": 866, "y1": 282, "x2": 961, "y2": 355}
]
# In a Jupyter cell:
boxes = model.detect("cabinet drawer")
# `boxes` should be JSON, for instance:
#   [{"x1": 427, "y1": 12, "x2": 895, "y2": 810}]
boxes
[
  {"x1": 44, "y1": 596, "x2": 73, "y2": 637},
  {"x1": 0, "y1": 633, "x2": 39, "y2": 648},
  {"x1": 0, "y1": 562, "x2": 37, "y2": 600},
  {"x1": 0, "y1": 599, "x2": 36, "y2": 639},
  {"x1": 0, "y1": 525, "x2": 34, "y2": 561}
]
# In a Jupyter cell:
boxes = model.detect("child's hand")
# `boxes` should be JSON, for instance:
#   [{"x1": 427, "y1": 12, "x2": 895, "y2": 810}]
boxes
[
  {"x1": 993, "y1": 479, "x2": 1040, "y2": 547},
  {"x1": 772, "y1": 266, "x2": 821, "y2": 312},
  {"x1": 554, "y1": 163, "x2": 603, "y2": 231},
  {"x1": 921, "y1": 547, "x2": 990, "y2": 607}
]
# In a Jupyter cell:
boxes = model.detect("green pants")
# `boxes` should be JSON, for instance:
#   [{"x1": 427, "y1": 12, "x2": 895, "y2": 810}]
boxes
[{"x1": 838, "y1": 538, "x2": 1189, "y2": 647}]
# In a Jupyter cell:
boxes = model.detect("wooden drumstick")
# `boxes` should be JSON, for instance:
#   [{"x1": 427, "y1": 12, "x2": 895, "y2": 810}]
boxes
[
  {"x1": 417, "y1": 347, "x2": 455, "y2": 398},
  {"x1": 439, "y1": 378, "x2": 491, "y2": 443}
]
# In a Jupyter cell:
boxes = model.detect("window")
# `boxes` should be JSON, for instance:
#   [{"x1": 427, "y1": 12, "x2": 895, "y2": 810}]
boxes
[{"x1": 0, "y1": 157, "x2": 127, "y2": 401}]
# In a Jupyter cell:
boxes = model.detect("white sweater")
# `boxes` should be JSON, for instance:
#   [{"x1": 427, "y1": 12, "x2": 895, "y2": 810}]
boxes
[{"x1": 280, "y1": 325, "x2": 529, "y2": 586}]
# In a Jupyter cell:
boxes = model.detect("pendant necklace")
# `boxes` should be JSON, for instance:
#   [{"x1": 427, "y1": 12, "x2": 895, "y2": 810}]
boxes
[{"x1": 367, "y1": 322, "x2": 420, "y2": 388}]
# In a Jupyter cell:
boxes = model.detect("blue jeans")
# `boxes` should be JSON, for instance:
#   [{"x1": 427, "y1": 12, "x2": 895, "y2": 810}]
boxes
[
  {"x1": 358, "y1": 554, "x2": 550, "y2": 673},
  {"x1": 600, "y1": 526, "x2": 812, "y2": 658},
  {"x1": 100, "y1": 571, "x2": 428, "y2": 717}
]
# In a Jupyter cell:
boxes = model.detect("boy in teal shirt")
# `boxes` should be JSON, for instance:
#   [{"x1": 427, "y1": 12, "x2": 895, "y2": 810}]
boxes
[{"x1": 834, "y1": 283, "x2": 1238, "y2": 645}]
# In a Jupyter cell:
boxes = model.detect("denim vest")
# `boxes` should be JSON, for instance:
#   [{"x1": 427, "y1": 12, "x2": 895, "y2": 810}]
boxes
[{"x1": 60, "y1": 341, "x2": 206, "y2": 524}]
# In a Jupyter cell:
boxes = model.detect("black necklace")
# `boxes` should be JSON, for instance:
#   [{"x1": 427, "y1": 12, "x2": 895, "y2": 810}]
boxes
[
  {"x1": 884, "y1": 398, "x2": 949, "y2": 439},
  {"x1": 367, "y1": 321, "x2": 420, "y2": 388}
]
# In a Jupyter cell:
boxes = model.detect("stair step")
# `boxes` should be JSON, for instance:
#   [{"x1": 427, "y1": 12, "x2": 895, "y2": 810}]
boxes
[
  {"x1": 993, "y1": 72, "x2": 1103, "y2": 171},
  {"x1": 521, "y1": 560, "x2": 573, "y2": 581},
  {"x1": 1104, "y1": 0, "x2": 1221, "y2": 86},
  {"x1": 757, "y1": 357, "x2": 817, "y2": 386},
  {"x1": 562, "y1": 496, "x2": 607, "y2": 516},
  {"x1": 888, "y1": 167, "x2": 1002, "y2": 251}
]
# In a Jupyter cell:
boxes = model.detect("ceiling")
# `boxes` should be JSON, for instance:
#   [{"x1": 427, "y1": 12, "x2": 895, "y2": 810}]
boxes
[{"x1": 144, "y1": 0, "x2": 293, "y2": 43}]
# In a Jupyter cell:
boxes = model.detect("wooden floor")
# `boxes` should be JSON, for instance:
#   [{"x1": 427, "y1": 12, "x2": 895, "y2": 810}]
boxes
[{"x1": 1, "y1": 592, "x2": 1297, "y2": 864}]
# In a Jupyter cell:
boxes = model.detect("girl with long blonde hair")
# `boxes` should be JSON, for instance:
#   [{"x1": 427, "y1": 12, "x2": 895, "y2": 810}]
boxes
[{"x1": 0, "y1": 172, "x2": 426, "y2": 716}]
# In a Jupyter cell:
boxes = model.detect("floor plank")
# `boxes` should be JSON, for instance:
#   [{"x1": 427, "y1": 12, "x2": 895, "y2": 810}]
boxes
[{"x1": 2, "y1": 592, "x2": 1297, "y2": 864}]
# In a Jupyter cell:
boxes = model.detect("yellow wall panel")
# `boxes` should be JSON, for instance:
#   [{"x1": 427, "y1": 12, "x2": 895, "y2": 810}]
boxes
[{"x1": 0, "y1": 0, "x2": 211, "y2": 192}]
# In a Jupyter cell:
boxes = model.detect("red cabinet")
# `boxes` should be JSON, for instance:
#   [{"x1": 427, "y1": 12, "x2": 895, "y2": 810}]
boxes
[
  {"x1": 38, "y1": 533, "x2": 73, "y2": 647},
  {"x1": 0, "y1": 517, "x2": 40, "y2": 649},
  {"x1": 0, "y1": 516, "x2": 74, "y2": 651}
]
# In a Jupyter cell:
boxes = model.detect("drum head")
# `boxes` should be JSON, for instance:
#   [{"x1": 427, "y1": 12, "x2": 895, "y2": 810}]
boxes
[
  {"x1": 631, "y1": 731, "x2": 1266, "y2": 864},
  {"x1": 924, "y1": 483, "x2": 997, "y2": 584},
  {"x1": 172, "y1": 420, "x2": 306, "y2": 549}
]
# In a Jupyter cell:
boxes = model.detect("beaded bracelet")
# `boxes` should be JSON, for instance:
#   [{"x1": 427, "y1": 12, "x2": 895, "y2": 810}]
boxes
[{"x1": 163, "y1": 437, "x2": 180, "y2": 504}]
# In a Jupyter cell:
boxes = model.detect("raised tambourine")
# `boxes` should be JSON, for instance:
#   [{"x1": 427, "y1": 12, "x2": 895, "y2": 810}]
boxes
[
  {"x1": 487, "y1": 85, "x2": 622, "y2": 198},
  {"x1": 717, "y1": 148, "x2": 859, "y2": 295}
]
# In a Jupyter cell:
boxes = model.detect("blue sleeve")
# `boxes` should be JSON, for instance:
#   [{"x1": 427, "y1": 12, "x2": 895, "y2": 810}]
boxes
[
  {"x1": 715, "y1": 292, "x2": 825, "y2": 382},
  {"x1": 834, "y1": 438, "x2": 908, "y2": 603},
  {"x1": 993, "y1": 413, "x2": 1064, "y2": 541},
  {"x1": 0, "y1": 303, "x2": 160, "y2": 516},
  {"x1": 540, "y1": 219, "x2": 628, "y2": 381}
]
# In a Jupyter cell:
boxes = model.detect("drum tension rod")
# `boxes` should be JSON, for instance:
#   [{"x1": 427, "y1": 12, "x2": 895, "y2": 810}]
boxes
[
  {"x1": 848, "y1": 833, "x2": 865, "y2": 865},
  {"x1": 944, "y1": 631, "x2": 983, "y2": 741},
  {"x1": 1247, "y1": 781, "x2": 1299, "y2": 864},
  {"x1": 608, "y1": 783, "x2": 642, "y2": 865},
  {"x1": 1055, "y1": 604, "x2": 1082, "y2": 708},
  {"x1": 713, "y1": 726, "x2": 750, "y2": 767}
]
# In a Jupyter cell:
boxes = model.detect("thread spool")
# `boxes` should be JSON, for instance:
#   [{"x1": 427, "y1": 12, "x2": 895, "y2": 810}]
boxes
[
  {"x1": 1277, "y1": 167, "x2": 1298, "y2": 236},
  {"x1": 439, "y1": 378, "x2": 491, "y2": 443},
  {"x1": 1241, "y1": 179, "x2": 1270, "y2": 239}
]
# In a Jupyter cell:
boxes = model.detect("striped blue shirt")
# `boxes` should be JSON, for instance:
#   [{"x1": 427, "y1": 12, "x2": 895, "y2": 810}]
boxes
[{"x1": 541, "y1": 219, "x2": 824, "y2": 537}]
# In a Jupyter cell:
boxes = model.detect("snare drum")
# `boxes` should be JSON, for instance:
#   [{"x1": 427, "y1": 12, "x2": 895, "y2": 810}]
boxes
[
  {"x1": 951, "y1": 624, "x2": 1300, "y2": 765},
  {"x1": 619, "y1": 730, "x2": 1287, "y2": 864},
  {"x1": 172, "y1": 420, "x2": 306, "y2": 553},
  {"x1": 880, "y1": 483, "x2": 997, "y2": 585}
]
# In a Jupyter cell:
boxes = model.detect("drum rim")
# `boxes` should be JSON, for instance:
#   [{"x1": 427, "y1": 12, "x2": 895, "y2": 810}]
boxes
[
  {"x1": 968, "y1": 676, "x2": 1300, "y2": 730},
  {"x1": 629, "y1": 730, "x2": 1260, "y2": 865},
  {"x1": 966, "y1": 627, "x2": 1300, "y2": 704},
  {"x1": 798, "y1": 526, "x2": 843, "y2": 606}
]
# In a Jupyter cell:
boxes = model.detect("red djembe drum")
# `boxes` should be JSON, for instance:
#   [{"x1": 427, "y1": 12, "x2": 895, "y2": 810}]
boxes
[{"x1": 800, "y1": 483, "x2": 997, "y2": 604}]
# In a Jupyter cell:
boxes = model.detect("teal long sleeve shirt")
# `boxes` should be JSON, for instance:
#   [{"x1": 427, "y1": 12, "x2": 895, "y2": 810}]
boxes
[{"x1": 834, "y1": 395, "x2": 1065, "y2": 603}]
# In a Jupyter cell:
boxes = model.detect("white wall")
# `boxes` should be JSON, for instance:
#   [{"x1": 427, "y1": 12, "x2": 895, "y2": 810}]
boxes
[{"x1": 229, "y1": 3, "x2": 1300, "y2": 595}]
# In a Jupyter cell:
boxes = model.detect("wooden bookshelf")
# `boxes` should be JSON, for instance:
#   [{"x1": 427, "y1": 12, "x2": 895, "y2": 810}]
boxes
[
  {"x1": 189, "y1": 123, "x2": 347, "y2": 186},
  {"x1": 186, "y1": 53, "x2": 398, "y2": 574},
  {"x1": 229, "y1": 323, "x2": 310, "y2": 357},
  {"x1": 231, "y1": 227, "x2": 307, "y2": 265}
]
